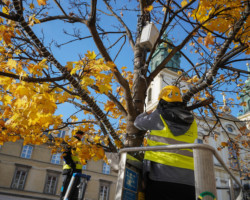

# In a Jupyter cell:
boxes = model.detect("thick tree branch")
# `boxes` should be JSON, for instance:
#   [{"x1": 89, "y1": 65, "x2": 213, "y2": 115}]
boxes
[
  {"x1": 53, "y1": 0, "x2": 68, "y2": 17},
  {"x1": 0, "y1": 71, "x2": 66, "y2": 83},
  {"x1": 220, "y1": 65, "x2": 250, "y2": 74},
  {"x1": 221, "y1": 45, "x2": 249, "y2": 64},
  {"x1": 0, "y1": 12, "x2": 18, "y2": 21},
  {"x1": 39, "y1": 15, "x2": 86, "y2": 23},
  {"x1": 187, "y1": 97, "x2": 214, "y2": 111}
]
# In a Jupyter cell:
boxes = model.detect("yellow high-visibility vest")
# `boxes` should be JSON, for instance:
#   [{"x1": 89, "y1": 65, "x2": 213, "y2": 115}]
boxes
[
  {"x1": 63, "y1": 155, "x2": 82, "y2": 170},
  {"x1": 144, "y1": 115, "x2": 197, "y2": 170}
]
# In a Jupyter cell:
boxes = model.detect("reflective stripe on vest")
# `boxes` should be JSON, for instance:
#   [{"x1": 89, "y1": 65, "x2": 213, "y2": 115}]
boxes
[
  {"x1": 144, "y1": 115, "x2": 197, "y2": 170},
  {"x1": 63, "y1": 155, "x2": 82, "y2": 170}
]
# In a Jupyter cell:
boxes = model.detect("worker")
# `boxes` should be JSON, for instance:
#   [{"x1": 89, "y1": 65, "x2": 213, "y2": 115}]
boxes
[
  {"x1": 134, "y1": 85, "x2": 197, "y2": 200},
  {"x1": 60, "y1": 130, "x2": 84, "y2": 200}
]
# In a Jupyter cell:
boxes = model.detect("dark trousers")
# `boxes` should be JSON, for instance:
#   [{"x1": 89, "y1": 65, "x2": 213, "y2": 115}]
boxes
[
  {"x1": 60, "y1": 172, "x2": 80, "y2": 200},
  {"x1": 145, "y1": 178, "x2": 196, "y2": 200}
]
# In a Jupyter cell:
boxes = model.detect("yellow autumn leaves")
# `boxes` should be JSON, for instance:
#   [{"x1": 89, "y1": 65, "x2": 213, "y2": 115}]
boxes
[
  {"x1": 50, "y1": 134, "x2": 107, "y2": 165},
  {"x1": 0, "y1": 80, "x2": 63, "y2": 136},
  {"x1": 146, "y1": 0, "x2": 249, "y2": 53},
  {"x1": 37, "y1": 0, "x2": 47, "y2": 6},
  {"x1": 192, "y1": 0, "x2": 249, "y2": 52},
  {"x1": 0, "y1": 45, "x2": 126, "y2": 164},
  {"x1": 66, "y1": 51, "x2": 115, "y2": 94}
]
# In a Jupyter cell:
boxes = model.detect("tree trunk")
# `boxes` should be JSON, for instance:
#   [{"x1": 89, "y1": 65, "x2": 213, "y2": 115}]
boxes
[{"x1": 125, "y1": 39, "x2": 148, "y2": 147}]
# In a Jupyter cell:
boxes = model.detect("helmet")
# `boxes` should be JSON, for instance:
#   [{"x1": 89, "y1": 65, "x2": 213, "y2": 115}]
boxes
[{"x1": 158, "y1": 85, "x2": 182, "y2": 102}]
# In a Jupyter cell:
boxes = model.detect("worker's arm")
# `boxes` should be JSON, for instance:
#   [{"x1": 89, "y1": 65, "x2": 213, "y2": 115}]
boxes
[{"x1": 134, "y1": 109, "x2": 164, "y2": 131}]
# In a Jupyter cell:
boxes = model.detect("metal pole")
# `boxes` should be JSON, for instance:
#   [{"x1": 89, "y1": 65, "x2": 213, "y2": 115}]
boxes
[
  {"x1": 79, "y1": 174, "x2": 91, "y2": 200},
  {"x1": 115, "y1": 152, "x2": 127, "y2": 200},
  {"x1": 79, "y1": 180, "x2": 87, "y2": 200},
  {"x1": 63, "y1": 173, "x2": 76, "y2": 200},
  {"x1": 193, "y1": 148, "x2": 217, "y2": 200},
  {"x1": 229, "y1": 178, "x2": 235, "y2": 200}
]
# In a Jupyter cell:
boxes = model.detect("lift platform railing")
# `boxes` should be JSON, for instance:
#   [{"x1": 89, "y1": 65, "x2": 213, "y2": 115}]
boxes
[
  {"x1": 63, "y1": 173, "x2": 91, "y2": 200},
  {"x1": 115, "y1": 144, "x2": 243, "y2": 200}
]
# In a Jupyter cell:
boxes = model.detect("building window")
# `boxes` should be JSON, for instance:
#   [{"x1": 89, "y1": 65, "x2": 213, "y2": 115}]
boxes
[
  {"x1": 21, "y1": 145, "x2": 33, "y2": 159},
  {"x1": 11, "y1": 164, "x2": 31, "y2": 190},
  {"x1": 82, "y1": 165, "x2": 87, "y2": 170},
  {"x1": 226, "y1": 124, "x2": 234, "y2": 133},
  {"x1": 99, "y1": 180, "x2": 111, "y2": 200},
  {"x1": 148, "y1": 88, "x2": 152, "y2": 103},
  {"x1": 44, "y1": 170, "x2": 60, "y2": 195},
  {"x1": 51, "y1": 153, "x2": 62, "y2": 165},
  {"x1": 57, "y1": 130, "x2": 66, "y2": 138},
  {"x1": 102, "y1": 162, "x2": 110, "y2": 175}
]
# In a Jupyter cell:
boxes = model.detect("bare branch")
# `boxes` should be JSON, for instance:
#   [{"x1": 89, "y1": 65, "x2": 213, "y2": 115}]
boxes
[
  {"x1": 103, "y1": 0, "x2": 135, "y2": 50},
  {"x1": 53, "y1": 0, "x2": 68, "y2": 17}
]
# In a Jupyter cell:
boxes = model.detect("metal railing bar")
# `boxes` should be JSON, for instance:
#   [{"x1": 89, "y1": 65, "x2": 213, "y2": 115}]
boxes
[{"x1": 118, "y1": 144, "x2": 243, "y2": 189}]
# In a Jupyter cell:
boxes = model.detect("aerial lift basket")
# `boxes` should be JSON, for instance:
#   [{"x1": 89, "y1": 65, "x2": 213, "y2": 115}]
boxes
[{"x1": 63, "y1": 173, "x2": 91, "y2": 200}]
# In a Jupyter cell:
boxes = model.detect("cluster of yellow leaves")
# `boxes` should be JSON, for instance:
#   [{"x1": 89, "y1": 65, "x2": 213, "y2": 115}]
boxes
[
  {"x1": 145, "y1": 5, "x2": 153, "y2": 12},
  {"x1": 0, "y1": 130, "x2": 20, "y2": 145},
  {"x1": 49, "y1": 128, "x2": 109, "y2": 164},
  {"x1": 241, "y1": 140, "x2": 249, "y2": 148},
  {"x1": 104, "y1": 101, "x2": 123, "y2": 119},
  {"x1": 66, "y1": 51, "x2": 115, "y2": 94},
  {"x1": 181, "y1": 0, "x2": 188, "y2": 7},
  {"x1": 28, "y1": 14, "x2": 41, "y2": 26},
  {"x1": 239, "y1": 102, "x2": 247, "y2": 107},
  {"x1": 204, "y1": 33, "x2": 215, "y2": 48},
  {"x1": 37, "y1": 0, "x2": 47, "y2": 6},
  {"x1": 0, "y1": 24, "x2": 15, "y2": 45},
  {"x1": 0, "y1": 73, "x2": 66, "y2": 145},
  {"x1": 121, "y1": 66, "x2": 133, "y2": 88},
  {"x1": 186, "y1": 75, "x2": 199, "y2": 83},
  {"x1": 0, "y1": 7, "x2": 123, "y2": 162},
  {"x1": 72, "y1": 134, "x2": 107, "y2": 163},
  {"x1": 114, "y1": 140, "x2": 123, "y2": 149},
  {"x1": 108, "y1": 67, "x2": 133, "y2": 115},
  {"x1": 192, "y1": 0, "x2": 249, "y2": 53},
  {"x1": 116, "y1": 122, "x2": 127, "y2": 136}
]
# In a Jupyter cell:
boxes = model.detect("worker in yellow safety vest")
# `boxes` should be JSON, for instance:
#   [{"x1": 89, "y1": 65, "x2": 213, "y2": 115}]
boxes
[
  {"x1": 134, "y1": 85, "x2": 197, "y2": 200},
  {"x1": 60, "y1": 130, "x2": 84, "y2": 200}
]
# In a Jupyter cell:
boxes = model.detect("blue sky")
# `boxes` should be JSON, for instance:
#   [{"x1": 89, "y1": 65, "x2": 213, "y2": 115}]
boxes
[{"x1": 27, "y1": 0, "x2": 248, "y2": 120}]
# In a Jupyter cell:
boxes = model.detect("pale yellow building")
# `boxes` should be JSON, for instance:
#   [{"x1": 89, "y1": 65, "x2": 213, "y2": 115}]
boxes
[{"x1": 0, "y1": 130, "x2": 118, "y2": 200}]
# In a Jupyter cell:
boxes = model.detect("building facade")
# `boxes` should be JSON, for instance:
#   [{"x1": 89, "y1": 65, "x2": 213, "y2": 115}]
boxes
[{"x1": 0, "y1": 128, "x2": 118, "y2": 200}]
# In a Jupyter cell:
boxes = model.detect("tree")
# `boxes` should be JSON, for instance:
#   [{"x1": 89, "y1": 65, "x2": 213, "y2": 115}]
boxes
[{"x1": 0, "y1": 0, "x2": 249, "y2": 165}]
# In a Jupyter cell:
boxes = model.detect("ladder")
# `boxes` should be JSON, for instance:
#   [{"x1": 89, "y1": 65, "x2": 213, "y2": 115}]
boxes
[
  {"x1": 114, "y1": 144, "x2": 244, "y2": 200},
  {"x1": 63, "y1": 173, "x2": 91, "y2": 200}
]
